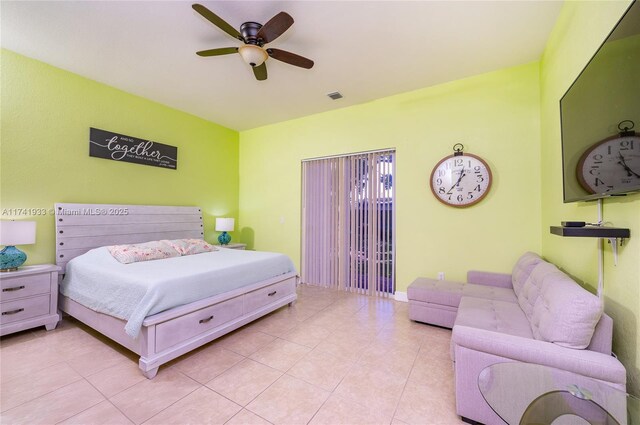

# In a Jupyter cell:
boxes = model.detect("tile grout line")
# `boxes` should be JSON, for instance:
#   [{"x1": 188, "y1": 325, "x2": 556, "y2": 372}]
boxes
[
  {"x1": 52, "y1": 380, "x2": 111, "y2": 425},
  {"x1": 140, "y1": 379, "x2": 203, "y2": 425},
  {"x1": 0, "y1": 358, "x2": 69, "y2": 385},
  {"x1": 305, "y1": 295, "x2": 416, "y2": 425},
  {"x1": 305, "y1": 304, "x2": 383, "y2": 424},
  {"x1": 170, "y1": 349, "x2": 247, "y2": 386},
  {"x1": 47, "y1": 376, "x2": 104, "y2": 424},
  {"x1": 240, "y1": 294, "x2": 344, "y2": 423},
  {"x1": 218, "y1": 330, "x2": 277, "y2": 357},
  {"x1": 199, "y1": 386, "x2": 246, "y2": 417},
  {"x1": 1, "y1": 361, "x2": 85, "y2": 417},
  {"x1": 197, "y1": 376, "x2": 274, "y2": 424},
  {"x1": 83, "y1": 361, "x2": 145, "y2": 399},
  {"x1": 80, "y1": 367, "x2": 138, "y2": 424},
  {"x1": 223, "y1": 406, "x2": 274, "y2": 425},
  {"x1": 389, "y1": 335, "x2": 426, "y2": 423}
]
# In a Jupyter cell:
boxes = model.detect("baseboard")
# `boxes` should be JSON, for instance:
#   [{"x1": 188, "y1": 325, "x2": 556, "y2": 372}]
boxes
[{"x1": 394, "y1": 291, "x2": 408, "y2": 302}]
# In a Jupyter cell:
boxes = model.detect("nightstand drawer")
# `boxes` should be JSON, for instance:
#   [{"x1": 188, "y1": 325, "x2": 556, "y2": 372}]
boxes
[
  {"x1": 1, "y1": 273, "x2": 50, "y2": 302},
  {"x1": 1, "y1": 295, "x2": 50, "y2": 325}
]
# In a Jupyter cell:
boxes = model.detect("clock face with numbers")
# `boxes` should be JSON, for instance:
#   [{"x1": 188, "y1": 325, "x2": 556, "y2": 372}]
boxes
[
  {"x1": 577, "y1": 134, "x2": 640, "y2": 194},
  {"x1": 430, "y1": 153, "x2": 492, "y2": 207}
]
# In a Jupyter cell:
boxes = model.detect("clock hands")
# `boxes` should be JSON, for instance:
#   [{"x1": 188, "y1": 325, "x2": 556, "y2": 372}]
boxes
[
  {"x1": 617, "y1": 153, "x2": 640, "y2": 179},
  {"x1": 447, "y1": 168, "x2": 466, "y2": 193}
]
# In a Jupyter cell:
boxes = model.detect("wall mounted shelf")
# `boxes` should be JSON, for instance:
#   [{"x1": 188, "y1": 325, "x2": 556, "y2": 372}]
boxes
[{"x1": 550, "y1": 226, "x2": 630, "y2": 238}]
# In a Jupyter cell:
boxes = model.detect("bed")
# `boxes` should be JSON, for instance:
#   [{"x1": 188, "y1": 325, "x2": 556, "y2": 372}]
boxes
[{"x1": 55, "y1": 203, "x2": 298, "y2": 379}]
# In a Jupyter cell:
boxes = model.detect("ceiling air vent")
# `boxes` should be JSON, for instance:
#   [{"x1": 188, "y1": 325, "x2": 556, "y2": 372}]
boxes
[{"x1": 327, "y1": 91, "x2": 343, "y2": 100}]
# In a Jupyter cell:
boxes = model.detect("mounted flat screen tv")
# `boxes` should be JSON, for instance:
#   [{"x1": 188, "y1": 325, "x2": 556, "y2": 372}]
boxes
[{"x1": 560, "y1": 0, "x2": 640, "y2": 203}]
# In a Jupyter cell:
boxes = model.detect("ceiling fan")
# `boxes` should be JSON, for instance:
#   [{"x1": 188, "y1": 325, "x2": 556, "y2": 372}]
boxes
[{"x1": 192, "y1": 4, "x2": 314, "y2": 81}]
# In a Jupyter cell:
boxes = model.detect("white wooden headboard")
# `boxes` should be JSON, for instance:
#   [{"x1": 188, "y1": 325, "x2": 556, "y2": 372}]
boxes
[{"x1": 55, "y1": 203, "x2": 204, "y2": 272}]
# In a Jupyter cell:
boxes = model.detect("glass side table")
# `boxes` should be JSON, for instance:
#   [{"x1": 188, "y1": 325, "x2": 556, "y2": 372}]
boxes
[{"x1": 478, "y1": 362, "x2": 639, "y2": 425}]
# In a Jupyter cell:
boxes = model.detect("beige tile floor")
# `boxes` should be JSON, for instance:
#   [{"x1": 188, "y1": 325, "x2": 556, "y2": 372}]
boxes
[{"x1": 0, "y1": 285, "x2": 464, "y2": 425}]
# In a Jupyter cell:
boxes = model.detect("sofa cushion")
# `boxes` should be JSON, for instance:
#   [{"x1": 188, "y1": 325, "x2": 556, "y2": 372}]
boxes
[
  {"x1": 511, "y1": 252, "x2": 544, "y2": 296},
  {"x1": 530, "y1": 269, "x2": 603, "y2": 349},
  {"x1": 454, "y1": 297, "x2": 534, "y2": 339},
  {"x1": 408, "y1": 278, "x2": 517, "y2": 309},
  {"x1": 517, "y1": 261, "x2": 558, "y2": 321},
  {"x1": 463, "y1": 284, "x2": 517, "y2": 304}
]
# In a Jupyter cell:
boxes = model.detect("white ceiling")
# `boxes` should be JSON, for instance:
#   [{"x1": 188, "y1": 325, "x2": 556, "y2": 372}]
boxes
[{"x1": 1, "y1": 1, "x2": 563, "y2": 131}]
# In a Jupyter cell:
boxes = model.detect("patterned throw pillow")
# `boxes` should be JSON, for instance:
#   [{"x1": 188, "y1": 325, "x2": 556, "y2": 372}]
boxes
[
  {"x1": 164, "y1": 239, "x2": 218, "y2": 256},
  {"x1": 107, "y1": 240, "x2": 181, "y2": 264}
]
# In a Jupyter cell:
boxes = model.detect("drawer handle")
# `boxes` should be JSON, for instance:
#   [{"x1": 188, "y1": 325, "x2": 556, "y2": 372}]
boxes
[
  {"x1": 2, "y1": 286, "x2": 25, "y2": 292},
  {"x1": 2, "y1": 308, "x2": 24, "y2": 316},
  {"x1": 268, "y1": 291, "x2": 277, "y2": 297},
  {"x1": 199, "y1": 315, "x2": 214, "y2": 324}
]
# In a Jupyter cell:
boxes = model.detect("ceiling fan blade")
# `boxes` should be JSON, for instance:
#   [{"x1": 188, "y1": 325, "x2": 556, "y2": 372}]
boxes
[
  {"x1": 257, "y1": 12, "x2": 294, "y2": 44},
  {"x1": 192, "y1": 4, "x2": 243, "y2": 41},
  {"x1": 196, "y1": 47, "x2": 238, "y2": 57},
  {"x1": 252, "y1": 63, "x2": 268, "y2": 81},
  {"x1": 267, "y1": 48, "x2": 314, "y2": 69}
]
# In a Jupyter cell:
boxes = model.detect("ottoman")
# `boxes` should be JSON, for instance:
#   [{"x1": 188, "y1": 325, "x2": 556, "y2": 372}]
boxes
[
  {"x1": 408, "y1": 278, "x2": 464, "y2": 328},
  {"x1": 407, "y1": 277, "x2": 517, "y2": 328}
]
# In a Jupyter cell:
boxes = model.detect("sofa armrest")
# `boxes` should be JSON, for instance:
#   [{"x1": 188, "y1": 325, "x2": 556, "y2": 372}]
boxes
[
  {"x1": 466, "y1": 271, "x2": 512, "y2": 288},
  {"x1": 452, "y1": 325, "x2": 626, "y2": 385}
]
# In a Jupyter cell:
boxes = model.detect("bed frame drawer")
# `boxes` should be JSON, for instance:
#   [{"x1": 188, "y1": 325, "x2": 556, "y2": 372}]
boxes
[
  {"x1": 1, "y1": 294, "x2": 51, "y2": 325},
  {"x1": 1, "y1": 273, "x2": 50, "y2": 302},
  {"x1": 243, "y1": 279, "x2": 295, "y2": 313},
  {"x1": 155, "y1": 295, "x2": 244, "y2": 352}
]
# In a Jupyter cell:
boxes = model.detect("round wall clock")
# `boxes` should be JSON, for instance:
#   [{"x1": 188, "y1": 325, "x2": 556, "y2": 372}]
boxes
[
  {"x1": 430, "y1": 144, "x2": 492, "y2": 207},
  {"x1": 577, "y1": 122, "x2": 640, "y2": 194}
]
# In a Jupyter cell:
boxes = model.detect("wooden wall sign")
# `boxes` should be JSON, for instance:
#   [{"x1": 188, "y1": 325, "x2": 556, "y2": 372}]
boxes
[{"x1": 89, "y1": 128, "x2": 178, "y2": 170}]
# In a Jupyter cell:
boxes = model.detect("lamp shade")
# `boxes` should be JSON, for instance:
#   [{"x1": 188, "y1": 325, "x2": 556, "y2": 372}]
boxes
[
  {"x1": 238, "y1": 45, "x2": 268, "y2": 67},
  {"x1": 215, "y1": 218, "x2": 235, "y2": 232},
  {"x1": 0, "y1": 221, "x2": 36, "y2": 246}
]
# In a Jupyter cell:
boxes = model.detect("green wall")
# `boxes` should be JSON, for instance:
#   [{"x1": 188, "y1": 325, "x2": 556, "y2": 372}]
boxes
[
  {"x1": 0, "y1": 49, "x2": 240, "y2": 265},
  {"x1": 3, "y1": 3, "x2": 639, "y2": 395},
  {"x1": 239, "y1": 62, "x2": 542, "y2": 293},
  {"x1": 540, "y1": 0, "x2": 640, "y2": 394}
]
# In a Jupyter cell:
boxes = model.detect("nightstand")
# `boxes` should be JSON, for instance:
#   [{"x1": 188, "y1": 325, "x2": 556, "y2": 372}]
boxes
[
  {"x1": 218, "y1": 243, "x2": 247, "y2": 250},
  {"x1": 0, "y1": 264, "x2": 61, "y2": 336}
]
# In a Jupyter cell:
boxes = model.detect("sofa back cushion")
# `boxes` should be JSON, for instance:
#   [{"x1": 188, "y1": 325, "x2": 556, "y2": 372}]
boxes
[
  {"x1": 516, "y1": 261, "x2": 557, "y2": 320},
  {"x1": 512, "y1": 252, "x2": 544, "y2": 296},
  {"x1": 530, "y1": 268, "x2": 603, "y2": 349}
]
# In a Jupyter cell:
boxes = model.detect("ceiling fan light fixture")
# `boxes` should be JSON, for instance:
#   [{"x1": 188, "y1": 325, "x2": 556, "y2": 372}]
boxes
[
  {"x1": 192, "y1": 5, "x2": 314, "y2": 81},
  {"x1": 238, "y1": 45, "x2": 268, "y2": 67}
]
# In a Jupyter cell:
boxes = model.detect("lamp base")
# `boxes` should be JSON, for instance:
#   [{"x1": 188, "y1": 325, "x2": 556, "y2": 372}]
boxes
[
  {"x1": 0, "y1": 246, "x2": 27, "y2": 271},
  {"x1": 217, "y1": 231, "x2": 231, "y2": 245}
]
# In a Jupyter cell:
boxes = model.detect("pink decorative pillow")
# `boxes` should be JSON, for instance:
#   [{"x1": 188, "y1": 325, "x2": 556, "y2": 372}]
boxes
[
  {"x1": 108, "y1": 241, "x2": 180, "y2": 264},
  {"x1": 164, "y1": 239, "x2": 217, "y2": 256}
]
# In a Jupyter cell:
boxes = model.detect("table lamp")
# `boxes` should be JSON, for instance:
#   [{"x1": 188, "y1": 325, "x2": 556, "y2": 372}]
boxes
[
  {"x1": 0, "y1": 220, "x2": 36, "y2": 272},
  {"x1": 215, "y1": 218, "x2": 234, "y2": 245}
]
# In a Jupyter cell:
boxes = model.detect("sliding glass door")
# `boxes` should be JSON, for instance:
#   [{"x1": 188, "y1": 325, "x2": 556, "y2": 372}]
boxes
[{"x1": 301, "y1": 150, "x2": 395, "y2": 297}]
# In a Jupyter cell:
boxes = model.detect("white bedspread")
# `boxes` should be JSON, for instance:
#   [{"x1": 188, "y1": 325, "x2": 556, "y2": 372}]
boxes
[{"x1": 60, "y1": 247, "x2": 296, "y2": 338}]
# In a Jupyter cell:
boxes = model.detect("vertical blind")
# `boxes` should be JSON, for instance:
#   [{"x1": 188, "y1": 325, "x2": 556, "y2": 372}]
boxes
[{"x1": 301, "y1": 150, "x2": 395, "y2": 297}]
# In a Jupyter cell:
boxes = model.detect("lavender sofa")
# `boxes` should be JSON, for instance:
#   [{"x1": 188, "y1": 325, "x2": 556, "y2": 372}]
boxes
[{"x1": 408, "y1": 252, "x2": 627, "y2": 425}]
